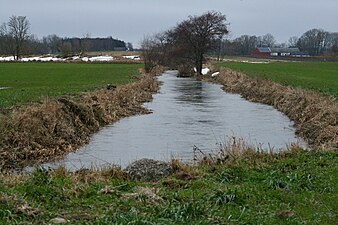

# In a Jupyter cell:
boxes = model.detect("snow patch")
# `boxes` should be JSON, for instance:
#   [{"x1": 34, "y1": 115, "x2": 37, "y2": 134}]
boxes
[
  {"x1": 123, "y1": 55, "x2": 140, "y2": 60},
  {"x1": 211, "y1": 72, "x2": 220, "y2": 77},
  {"x1": 88, "y1": 56, "x2": 114, "y2": 61},
  {"x1": 0, "y1": 56, "x2": 15, "y2": 61},
  {"x1": 0, "y1": 55, "x2": 114, "y2": 62},
  {"x1": 201, "y1": 68, "x2": 210, "y2": 75}
]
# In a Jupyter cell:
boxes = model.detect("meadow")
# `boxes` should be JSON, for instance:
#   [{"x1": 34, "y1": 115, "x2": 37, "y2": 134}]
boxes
[
  {"x1": 0, "y1": 149, "x2": 336, "y2": 224},
  {"x1": 215, "y1": 61, "x2": 338, "y2": 98},
  {"x1": 0, "y1": 63, "x2": 143, "y2": 108}
]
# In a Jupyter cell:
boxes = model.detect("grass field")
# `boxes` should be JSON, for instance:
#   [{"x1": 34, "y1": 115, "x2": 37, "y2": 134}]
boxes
[
  {"x1": 215, "y1": 61, "x2": 338, "y2": 98},
  {"x1": 0, "y1": 149, "x2": 336, "y2": 224},
  {"x1": 0, "y1": 63, "x2": 143, "y2": 108}
]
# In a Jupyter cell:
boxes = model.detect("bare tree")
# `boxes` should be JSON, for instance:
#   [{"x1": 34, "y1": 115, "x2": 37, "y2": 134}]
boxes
[
  {"x1": 297, "y1": 28, "x2": 329, "y2": 55},
  {"x1": 80, "y1": 33, "x2": 91, "y2": 56},
  {"x1": 0, "y1": 23, "x2": 15, "y2": 55},
  {"x1": 43, "y1": 34, "x2": 62, "y2": 54},
  {"x1": 60, "y1": 42, "x2": 72, "y2": 58},
  {"x1": 127, "y1": 42, "x2": 134, "y2": 51},
  {"x1": 288, "y1": 36, "x2": 299, "y2": 48},
  {"x1": 7, "y1": 16, "x2": 30, "y2": 60},
  {"x1": 141, "y1": 35, "x2": 159, "y2": 73},
  {"x1": 261, "y1": 33, "x2": 276, "y2": 47},
  {"x1": 233, "y1": 35, "x2": 258, "y2": 55},
  {"x1": 171, "y1": 11, "x2": 228, "y2": 75}
]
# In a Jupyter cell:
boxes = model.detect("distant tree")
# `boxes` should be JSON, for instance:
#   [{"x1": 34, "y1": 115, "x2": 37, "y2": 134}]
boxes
[
  {"x1": 141, "y1": 35, "x2": 162, "y2": 73},
  {"x1": 42, "y1": 34, "x2": 62, "y2": 54},
  {"x1": 80, "y1": 33, "x2": 91, "y2": 56},
  {"x1": 233, "y1": 35, "x2": 258, "y2": 55},
  {"x1": 60, "y1": 42, "x2": 72, "y2": 57},
  {"x1": 297, "y1": 28, "x2": 329, "y2": 55},
  {"x1": 169, "y1": 11, "x2": 229, "y2": 75},
  {"x1": 127, "y1": 42, "x2": 134, "y2": 51},
  {"x1": 326, "y1": 32, "x2": 338, "y2": 56},
  {"x1": 261, "y1": 33, "x2": 276, "y2": 47},
  {"x1": 0, "y1": 23, "x2": 15, "y2": 55},
  {"x1": 6, "y1": 16, "x2": 30, "y2": 60},
  {"x1": 288, "y1": 36, "x2": 299, "y2": 48}
]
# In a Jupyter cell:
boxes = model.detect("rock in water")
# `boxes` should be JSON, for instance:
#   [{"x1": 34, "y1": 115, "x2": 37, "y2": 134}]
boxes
[{"x1": 125, "y1": 158, "x2": 173, "y2": 181}]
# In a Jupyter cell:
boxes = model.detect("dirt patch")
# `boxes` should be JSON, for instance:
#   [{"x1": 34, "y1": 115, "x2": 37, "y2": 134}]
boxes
[
  {"x1": 0, "y1": 67, "x2": 164, "y2": 171},
  {"x1": 201, "y1": 67, "x2": 338, "y2": 150}
]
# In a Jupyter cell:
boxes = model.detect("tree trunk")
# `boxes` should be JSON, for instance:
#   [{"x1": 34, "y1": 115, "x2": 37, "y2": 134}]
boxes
[{"x1": 195, "y1": 54, "x2": 203, "y2": 75}]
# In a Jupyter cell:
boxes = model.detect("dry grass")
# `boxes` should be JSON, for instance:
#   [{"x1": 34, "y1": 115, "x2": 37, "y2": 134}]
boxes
[
  {"x1": 0, "y1": 68, "x2": 164, "y2": 171},
  {"x1": 203, "y1": 67, "x2": 338, "y2": 150}
]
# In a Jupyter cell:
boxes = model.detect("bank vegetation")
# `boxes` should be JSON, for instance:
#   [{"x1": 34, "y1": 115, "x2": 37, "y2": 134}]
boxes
[
  {"x1": 201, "y1": 66, "x2": 338, "y2": 150},
  {"x1": 0, "y1": 67, "x2": 163, "y2": 171}
]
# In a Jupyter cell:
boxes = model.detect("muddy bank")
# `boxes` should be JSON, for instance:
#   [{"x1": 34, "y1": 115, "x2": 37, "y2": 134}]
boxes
[
  {"x1": 201, "y1": 67, "x2": 338, "y2": 150},
  {"x1": 0, "y1": 68, "x2": 163, "y2": 171}
]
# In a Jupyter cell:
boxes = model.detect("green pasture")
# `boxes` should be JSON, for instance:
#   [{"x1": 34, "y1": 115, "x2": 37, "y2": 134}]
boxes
[
  {"x1": 0, "y1": 63, "x2": 142, "y2": 108},
  {"x1": 0, "y1": 149, "x2": 336, "y2": 224},
  {"x1": 215, "y1": 61, "x2": 338, "y2": 98}
]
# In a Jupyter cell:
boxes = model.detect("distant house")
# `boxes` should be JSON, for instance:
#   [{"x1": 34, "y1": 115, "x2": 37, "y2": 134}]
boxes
[
  {"x1": 252, "y1": 47, "x2": 310, "y2": 58},
  {"x1": 252, "y1": 47, "x2": 271, "y2": 57},
  {"x1": 290, "y1": 51, "x2": 311, "y2": 57},
  {"x1": 270, "y1": 48, "x2": 300, "y2": 56}
]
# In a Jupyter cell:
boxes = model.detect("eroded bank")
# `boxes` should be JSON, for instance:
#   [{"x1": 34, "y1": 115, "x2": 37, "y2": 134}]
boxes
[
  {"x1": 0, "y1": 67, "x2": 163, "y2": 171},
  {"x1": 201, "y1": 67, "x2": 338, "y2": 150}
]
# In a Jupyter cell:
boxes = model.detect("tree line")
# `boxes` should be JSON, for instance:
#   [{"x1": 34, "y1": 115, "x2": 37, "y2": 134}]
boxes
[
  {"x1": 0, "y1": 16, "x2": 131, "y2": 59},
  {"x1": 219, "y1": 29, "x2": 338, "y2": 57},
  {"x1": 142, "y1": 11, "x2": 337, "y2": 76}
]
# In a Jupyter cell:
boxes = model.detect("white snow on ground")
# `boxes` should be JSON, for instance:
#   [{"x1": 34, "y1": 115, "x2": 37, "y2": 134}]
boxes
[
  {"x1": 21, "y1": 56, "x2": 65, "y2": 62},
  {"x1": 88, "y1": 56, "x2": 114, "y2": 61},
  {"x1": 0, "y1": 56, "x2": 15, "y2": 61},
  {"x1": 201, "y1": 68, "x2": 210, "y2": 75},
  {"x1": 71, "y1": 56, "x2": 80, "y2": 60},
  {"x1": 0, "y1": 55, "x2": 115, "y2": 62},
  {"x1": 123, "y1": 55, "x2": 140, "y2": 60},
  {"x1": 211, "y1": 72, "x2": 220, "y2": 77},
  {"x1": 0, "y1": 56, "x2": 65, "y2": 62}
]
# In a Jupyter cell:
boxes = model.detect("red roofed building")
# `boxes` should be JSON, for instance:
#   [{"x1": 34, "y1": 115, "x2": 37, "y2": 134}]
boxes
[{"x1": 252, "y1": 47, "x2": 271, "y2": 57}]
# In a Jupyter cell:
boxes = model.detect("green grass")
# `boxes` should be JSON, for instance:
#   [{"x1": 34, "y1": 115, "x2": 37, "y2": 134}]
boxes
[
  {"x1": 215, "y1": 61, "x2": 338, "y2": 98},
  {"x1": 0, "y1": 150, "x2": 337, "y2": 224},
  {"x1": 0, "y1": 63, "x2": 143, "y2": 108}
]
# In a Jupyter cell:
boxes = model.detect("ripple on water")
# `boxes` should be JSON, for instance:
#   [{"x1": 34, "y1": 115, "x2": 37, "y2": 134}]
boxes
[{"x1": 43, "y1": 71, "x2": 305, "y2": 170}]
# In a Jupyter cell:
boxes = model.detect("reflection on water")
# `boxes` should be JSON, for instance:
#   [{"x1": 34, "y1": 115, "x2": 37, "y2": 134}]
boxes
[{"x1": 45, "y1": 71, "x2": 303, "y2": 170}]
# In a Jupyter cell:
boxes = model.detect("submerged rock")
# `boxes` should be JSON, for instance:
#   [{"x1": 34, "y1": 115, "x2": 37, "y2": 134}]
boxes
[{"x1": 125, "y1": 158, "x2": 173, "y2": 181}]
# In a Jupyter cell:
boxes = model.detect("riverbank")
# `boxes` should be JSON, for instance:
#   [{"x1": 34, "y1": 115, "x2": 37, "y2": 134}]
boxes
[
  {"x1": 201, "y1": 66, "x2": 338, "y2": 150},
  {"x1": 0, "y1": 66, "x2": 163, "y2": 171},
  {"x1": 0, "y1": 148, "x2": 336, "y2": 224}
]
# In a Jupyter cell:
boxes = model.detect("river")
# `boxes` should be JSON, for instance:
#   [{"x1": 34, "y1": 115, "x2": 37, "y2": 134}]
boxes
[{"x1": 44, "y1": 71, "x2": 303, "y2": 170}]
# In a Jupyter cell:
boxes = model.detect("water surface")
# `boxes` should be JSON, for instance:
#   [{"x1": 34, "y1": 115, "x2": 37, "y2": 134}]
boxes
[{"x1": 46, "y1": 71, "x2": 302, "y2": 170}]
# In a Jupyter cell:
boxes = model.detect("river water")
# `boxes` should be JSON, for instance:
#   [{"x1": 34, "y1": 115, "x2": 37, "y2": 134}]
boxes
[{"x1": 45, "y1": 71, "x2": 303, "y2": 170}]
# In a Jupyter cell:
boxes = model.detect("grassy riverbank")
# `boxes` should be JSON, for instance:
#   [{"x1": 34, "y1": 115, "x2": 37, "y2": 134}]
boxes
[
  {"x1": 215, "y1": 61, "x2": 338, "y2": 98},
  {"x1": 0, "y1": 149, "x2": 337, "y2": 224},
  {"x1": 0, "y1": 63, "x2": 142, "y2": 108}
]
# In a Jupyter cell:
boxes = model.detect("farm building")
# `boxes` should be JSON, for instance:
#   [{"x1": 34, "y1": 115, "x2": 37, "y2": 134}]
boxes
[
  {"x1": 252, "y1": 47, "x2": 310, "y2": 57},
  {"x1": 252, "y1": 47, "x2": 271, "y2": 57},
  {"x1": 270, "y1": 48, "x2": 300, "y2": 56}
]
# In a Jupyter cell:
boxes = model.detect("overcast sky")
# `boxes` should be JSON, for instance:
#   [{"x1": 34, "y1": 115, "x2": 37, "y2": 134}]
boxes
[{"x1": 1, "y1": 0, "x2": 337, "y2": 47}]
